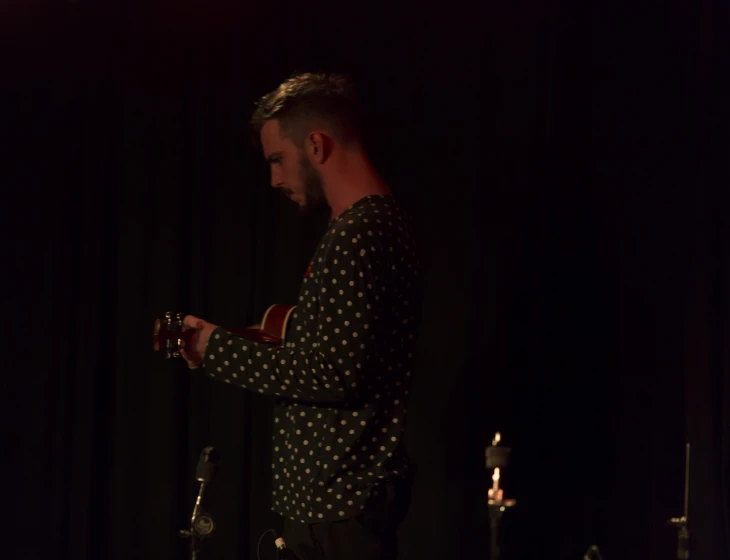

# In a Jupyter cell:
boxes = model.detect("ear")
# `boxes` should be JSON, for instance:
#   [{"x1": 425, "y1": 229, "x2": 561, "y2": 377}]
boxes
[{"x1": 305, "y1": 131, "x2": 329, "y2": 165}]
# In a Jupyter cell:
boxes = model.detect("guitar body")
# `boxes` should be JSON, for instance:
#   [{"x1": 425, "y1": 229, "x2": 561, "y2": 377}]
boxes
[
  {"x1": 153, "y1": 304, "x2": 296, "y2": 358},
  {"x1": 227, "y1": 304, "x2": 296, "y2": 345}
]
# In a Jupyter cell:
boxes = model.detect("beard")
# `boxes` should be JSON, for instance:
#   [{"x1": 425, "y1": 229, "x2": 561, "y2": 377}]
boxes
[{"x1": 297, "y1": 152, "x2": 327, "y2": 214}]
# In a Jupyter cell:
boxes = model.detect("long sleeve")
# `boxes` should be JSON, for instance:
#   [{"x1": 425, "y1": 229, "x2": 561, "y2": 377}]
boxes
[
  {"x1": 199, "y1": 194, "x2": 422, "y2": 524},
  {"x1": 202, "y1": 216, "x2": 401, "y2": 403}
]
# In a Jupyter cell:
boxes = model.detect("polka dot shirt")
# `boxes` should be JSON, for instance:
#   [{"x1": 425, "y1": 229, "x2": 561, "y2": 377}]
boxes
[{"x1": 202, "y1": 195, "x2": 422, "y2": 523}]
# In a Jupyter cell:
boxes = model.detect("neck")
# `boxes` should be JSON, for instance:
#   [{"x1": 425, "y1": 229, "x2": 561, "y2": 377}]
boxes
[{"x1": 322, "y1": 150, "x2": 392, "y2": 221}]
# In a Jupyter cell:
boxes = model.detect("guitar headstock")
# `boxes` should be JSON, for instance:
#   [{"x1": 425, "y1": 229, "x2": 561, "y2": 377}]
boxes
[{"x1": 153, "y1": 311, "x2": 191, "y2": 359}]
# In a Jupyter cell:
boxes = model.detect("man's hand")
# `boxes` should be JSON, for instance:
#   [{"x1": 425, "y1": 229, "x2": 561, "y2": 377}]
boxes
[{"x1": 179, "y1": 315, "x2": 219, "y2": 369}]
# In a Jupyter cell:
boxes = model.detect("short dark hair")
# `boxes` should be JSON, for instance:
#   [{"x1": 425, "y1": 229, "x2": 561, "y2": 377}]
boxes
[{"x1": 250, "y1": 72, "x2": 361, "y2": 148}]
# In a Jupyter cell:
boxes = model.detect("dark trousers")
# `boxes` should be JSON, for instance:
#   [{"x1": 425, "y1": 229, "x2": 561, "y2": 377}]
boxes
[{"x1": 281, "y1": 478, "x2": 413, "y2": 560}]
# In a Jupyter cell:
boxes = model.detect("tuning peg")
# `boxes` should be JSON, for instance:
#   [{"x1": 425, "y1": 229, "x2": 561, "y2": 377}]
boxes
[
  {"x1": 173, "y1": 351, "x2": 180, "y2": 358},
  {"x1": 176, "y1": 312, "x2": 183, "y2": 321}
]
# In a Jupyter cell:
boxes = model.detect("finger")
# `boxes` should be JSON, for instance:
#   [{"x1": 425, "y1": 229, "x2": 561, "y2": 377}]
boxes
[
  {"x1": 179, "y1": 348, "x2": 200, "y2": 369},
  {"x1": 183, "y1": 315, "x2": 199, "y2": 329}
]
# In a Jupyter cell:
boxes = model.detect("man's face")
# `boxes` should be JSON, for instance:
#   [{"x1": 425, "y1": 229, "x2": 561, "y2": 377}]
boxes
[{"x1": 260, "y1": 120, "x2": 326, "y2": 213}]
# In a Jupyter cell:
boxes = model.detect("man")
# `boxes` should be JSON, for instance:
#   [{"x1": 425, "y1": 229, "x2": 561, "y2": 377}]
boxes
[{"x1": 180, "y1": 72, "x2": 422, "y2": 560}]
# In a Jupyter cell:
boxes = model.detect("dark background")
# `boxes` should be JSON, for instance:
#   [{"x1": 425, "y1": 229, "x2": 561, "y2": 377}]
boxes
[{"x1": 5, "y1": 1, "x2": 729, "y2": 559}]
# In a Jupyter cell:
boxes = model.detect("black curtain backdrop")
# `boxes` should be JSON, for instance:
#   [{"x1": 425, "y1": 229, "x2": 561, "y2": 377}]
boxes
[{"x1": 5, "y1": 1, "x2": 729, "y2": 560}]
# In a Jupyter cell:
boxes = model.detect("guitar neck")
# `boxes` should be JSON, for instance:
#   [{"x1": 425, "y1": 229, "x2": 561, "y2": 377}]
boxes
[
  {"x1": 225, "y1": 326, "x2": 283, "y2": 345},
  {"x1": 154, "y1": 304, "x2": 295, "y2": 357}
]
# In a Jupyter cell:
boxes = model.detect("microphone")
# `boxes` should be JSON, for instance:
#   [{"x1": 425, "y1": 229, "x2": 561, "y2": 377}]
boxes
[
  {"x1": 666, "y1": 443, "x2": 691, "y2": 559},
  {"x1": 192, "y1": 446, "x2": 219, "y2": 526},
  {"x1": 273, "y1": 533, "x2": 300, "y2": 560},
  {"x1": 583, "y1": 545, "x2": 604, "y2": 560},
  {"x1": 179, "y1": 446, "x2": 221, "y2": 559},
  {"x1": 485, "y1": 432, "x2": 516, "y2": 560},
  {"x1": 196, "y1": 446, "x2": 221, "y2": 485}
]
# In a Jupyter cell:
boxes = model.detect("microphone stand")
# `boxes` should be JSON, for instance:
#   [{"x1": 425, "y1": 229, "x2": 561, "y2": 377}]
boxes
[
  {"x1": 485, "y1": 432, "x2": 516, "y2": 560},
  {"x1": 666, "y1": 443, "x2": 691, "y2": 560},
  {"x1": 180, "y1": 447, "x2": 220, "y2": 560}
]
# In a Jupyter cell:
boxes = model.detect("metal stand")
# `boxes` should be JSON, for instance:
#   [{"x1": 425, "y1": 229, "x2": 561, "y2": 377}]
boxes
[
  {"x1": 666, "y1": 443, "x2": 691, "y2": 560},
  {"x1": 486, "y1": 432, "x2": 516, "y2": 560},
  {"x1": 179, "y1": 447, "x2": 220, "y2": 560}
]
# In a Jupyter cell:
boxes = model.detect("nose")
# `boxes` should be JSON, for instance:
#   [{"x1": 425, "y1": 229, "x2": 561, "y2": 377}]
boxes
[{"x1": 271, "y1": 166, "x2": 284, "y2": 189}]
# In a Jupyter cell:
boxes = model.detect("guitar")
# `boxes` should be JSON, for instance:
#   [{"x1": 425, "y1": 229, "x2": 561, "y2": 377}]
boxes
[{"x1": 153, "y1": 304, "x2": 296, "y2": 359}]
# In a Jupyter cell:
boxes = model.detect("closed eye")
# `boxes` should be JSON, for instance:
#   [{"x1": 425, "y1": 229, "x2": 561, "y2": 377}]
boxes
[{"x1": 267, "y1": 152, "x2": 284, "y2": 165}]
